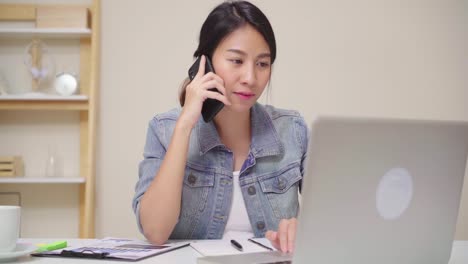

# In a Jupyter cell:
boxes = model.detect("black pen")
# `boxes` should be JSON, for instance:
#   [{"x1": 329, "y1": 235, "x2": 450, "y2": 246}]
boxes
[
  {"x1": 230, "y1": 239, "x2": 243, "y2": 252},
  {"x1": 248, "y1": 238, "x2": 274, "y2": 251}
]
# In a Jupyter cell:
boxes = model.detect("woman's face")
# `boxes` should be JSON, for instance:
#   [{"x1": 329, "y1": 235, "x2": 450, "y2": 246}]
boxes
[{"x1": 212, "y1": 24, "x2": 272, "y2": 113}]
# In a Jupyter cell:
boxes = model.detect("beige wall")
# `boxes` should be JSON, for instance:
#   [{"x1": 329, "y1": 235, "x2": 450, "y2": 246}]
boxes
[
  {"x1": 1, "y1": 0, "x2": 467, "y2": 240},
  {"x1": 98, "y1": 0, "x2": 468, "y2": 239}
]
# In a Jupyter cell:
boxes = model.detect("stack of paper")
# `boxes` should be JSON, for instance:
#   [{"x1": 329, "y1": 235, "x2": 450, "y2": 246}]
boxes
[{"x1": 191, "y1": 237, "x2": 275, "y2": 256}]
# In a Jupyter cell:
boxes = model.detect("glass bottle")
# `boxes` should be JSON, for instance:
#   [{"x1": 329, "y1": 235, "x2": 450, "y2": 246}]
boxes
[{"x1": 45, "y1": 145, "x2": 60, "y2": 177}]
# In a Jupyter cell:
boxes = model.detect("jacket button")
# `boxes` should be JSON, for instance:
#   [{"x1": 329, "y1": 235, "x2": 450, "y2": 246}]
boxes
[
  {"x1": 256, "y1": 221, "x2": 265, "y2": 230},
  {"x1": 188, "y1": 173, "x2": 197, "y2": 185},
  {"x1": 277, "y1": 179, "x2": 286, "y2": 190},
  {"x1": 248, "y1": 186, "x2": 256, "y2": 195}
]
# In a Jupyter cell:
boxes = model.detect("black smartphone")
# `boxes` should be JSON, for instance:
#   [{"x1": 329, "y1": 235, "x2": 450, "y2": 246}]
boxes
[{"x1": 188, "y1": 56, "x2": 224, "y2": 123}]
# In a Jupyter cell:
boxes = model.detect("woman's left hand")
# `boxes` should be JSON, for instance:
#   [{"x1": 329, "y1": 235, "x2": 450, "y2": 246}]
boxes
[{"x1": 265, "y1": 218, "x2": 297, "y2": 253}]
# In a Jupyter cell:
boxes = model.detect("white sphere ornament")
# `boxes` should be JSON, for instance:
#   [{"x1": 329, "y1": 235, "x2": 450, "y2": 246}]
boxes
[{"x1": 54, "y1": 73, "x2": 78, "y2": 96}]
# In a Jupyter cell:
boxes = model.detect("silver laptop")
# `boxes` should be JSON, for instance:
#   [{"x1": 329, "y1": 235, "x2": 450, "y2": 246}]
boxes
[{"x1": 198, "y1": 116, "x2": 468, "y2": 264}]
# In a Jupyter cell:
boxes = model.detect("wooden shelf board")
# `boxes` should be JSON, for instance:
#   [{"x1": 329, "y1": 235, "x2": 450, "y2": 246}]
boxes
[
  {"x1": 0, "y1": 177, "x2": 85, "y2": 184},
  {"x1": 0, "y1": 101, "x2": 88, "y2": 110},
  {"x1": 0, "y1": 94, "x2": 89, "y2": 110},
  {"x1": 0, "y1": 94, "x2": 88, "y2": 101},
  {"x1": 0, "y1": 28, "x2": 91, "y2": 38}
]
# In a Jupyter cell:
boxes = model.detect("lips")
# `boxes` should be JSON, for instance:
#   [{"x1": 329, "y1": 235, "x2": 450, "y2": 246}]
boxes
[{"x1": 234, "y1": 91, "x2": 255, "y2": 99}]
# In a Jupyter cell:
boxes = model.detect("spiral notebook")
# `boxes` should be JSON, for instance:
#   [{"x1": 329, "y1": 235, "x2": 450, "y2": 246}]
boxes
[{"x1": 31, "y1": 237, "x2": 190, "y2": 261}]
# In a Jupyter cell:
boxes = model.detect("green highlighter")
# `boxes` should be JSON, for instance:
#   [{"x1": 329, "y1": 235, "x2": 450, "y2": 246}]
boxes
[{"x1": 36, "y1": 240, "x2": 68, "y2": 253}]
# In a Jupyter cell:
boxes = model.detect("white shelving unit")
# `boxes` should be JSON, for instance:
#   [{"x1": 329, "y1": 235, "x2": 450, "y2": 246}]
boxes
[{"x1": 0, "y1": 0, "x2": 100, "y2": 238}]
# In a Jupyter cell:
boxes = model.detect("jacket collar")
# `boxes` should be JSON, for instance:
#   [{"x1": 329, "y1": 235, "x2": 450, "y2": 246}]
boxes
[{"x1": 197, "y1": 103, "x2": 284, "y2": 158}]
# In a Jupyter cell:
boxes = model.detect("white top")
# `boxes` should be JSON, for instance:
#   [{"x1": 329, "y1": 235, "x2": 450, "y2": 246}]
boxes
[{"x1": 222, "y1": 171, "x2": 254, "y2": 239}]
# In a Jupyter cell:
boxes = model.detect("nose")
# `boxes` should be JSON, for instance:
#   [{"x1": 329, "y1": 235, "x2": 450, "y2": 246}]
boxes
[{"x1": 240, "y1": 62, "x2": 256, "y2": 86}]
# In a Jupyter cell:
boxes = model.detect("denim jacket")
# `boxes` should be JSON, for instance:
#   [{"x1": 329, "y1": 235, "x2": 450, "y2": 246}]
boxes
[{"x1": 133, "y1": 103, "x2": 308, "y2": 239}]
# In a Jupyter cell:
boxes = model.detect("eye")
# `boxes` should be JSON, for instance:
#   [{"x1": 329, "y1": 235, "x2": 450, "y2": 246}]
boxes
[
  {"x1": 257, "y1": 61, "x2": 270, "y2": 68},
  {"x1": 229, "y1": 59, "x2": 243, "y2": 65}
]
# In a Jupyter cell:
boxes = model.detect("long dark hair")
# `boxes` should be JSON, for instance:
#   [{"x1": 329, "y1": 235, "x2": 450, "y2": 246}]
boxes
[{"x1": 179, "y1": 1, "x2": 276, "y2": 106}]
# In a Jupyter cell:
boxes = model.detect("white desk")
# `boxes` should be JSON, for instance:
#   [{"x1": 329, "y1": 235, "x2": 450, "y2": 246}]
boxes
[{"x1": 9, "y1": 239, "x2": 468, "y2": 263}]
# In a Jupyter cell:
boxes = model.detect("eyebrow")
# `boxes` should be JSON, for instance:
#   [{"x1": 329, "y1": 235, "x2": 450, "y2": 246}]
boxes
[{"x1": 226, "y1": 49, "x2": 271, "y2": 59}]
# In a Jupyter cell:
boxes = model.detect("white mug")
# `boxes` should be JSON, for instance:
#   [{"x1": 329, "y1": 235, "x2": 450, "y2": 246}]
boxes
[{"x1": 0, "y1": 206, "x2": 20, "y2": 252}]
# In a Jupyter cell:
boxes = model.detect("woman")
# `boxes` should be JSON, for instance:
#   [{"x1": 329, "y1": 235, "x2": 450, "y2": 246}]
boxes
[{"x1": 132, "y1": 1, "x2": 308, "y2": 253}]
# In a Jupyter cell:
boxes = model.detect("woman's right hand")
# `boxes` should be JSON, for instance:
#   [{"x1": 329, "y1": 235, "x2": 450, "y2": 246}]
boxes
[
  {"x1": 178, "y1": 55, "x2": 231, "y2": 129},
  {"x1": 265, "y1": 218, "x2": 298, "y2": 253}
]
